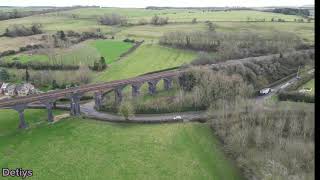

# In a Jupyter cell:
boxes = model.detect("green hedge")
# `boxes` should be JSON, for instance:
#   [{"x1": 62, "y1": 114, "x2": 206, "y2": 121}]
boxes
[{"x1": 278, "y1": 91, "x2": 314, "y2": 103}]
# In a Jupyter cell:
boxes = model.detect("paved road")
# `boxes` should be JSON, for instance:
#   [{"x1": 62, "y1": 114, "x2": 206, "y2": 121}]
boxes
[
  {"x1": 80, "y1": 102, "x2": 207, "y2": 123},
  {"x1": 255, "y1": 68, "x2": 314, "y2": 103},
  {"x1": 26, "y1": 69, "x2": 313, "y2": 124}
]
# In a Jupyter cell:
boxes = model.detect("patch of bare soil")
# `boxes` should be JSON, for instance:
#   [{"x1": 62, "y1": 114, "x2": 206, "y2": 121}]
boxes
[{"x1": 53, "y1": 113, "x2": 70, "y2": 123}]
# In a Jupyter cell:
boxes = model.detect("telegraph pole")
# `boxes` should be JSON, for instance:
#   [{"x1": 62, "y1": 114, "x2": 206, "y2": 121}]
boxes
[{"x1": 296, "y1": 65, "x2": 301, "y2": 79}]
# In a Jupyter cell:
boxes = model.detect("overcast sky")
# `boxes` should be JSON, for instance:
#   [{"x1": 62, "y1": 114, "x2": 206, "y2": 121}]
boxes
[{"x1": 0, "y1": 0, "x2": 314, "y2": 8}]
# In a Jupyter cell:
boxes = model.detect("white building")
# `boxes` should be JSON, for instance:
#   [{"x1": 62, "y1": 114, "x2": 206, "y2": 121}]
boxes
[{"x1": 0, "y1": 83, "x2": 9, "y2": 94}]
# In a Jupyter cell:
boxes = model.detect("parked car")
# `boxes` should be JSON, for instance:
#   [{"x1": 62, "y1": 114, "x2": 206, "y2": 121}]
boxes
[
  {"x1": 259, "y1": 88, "x2": 271, "y2": 95},
  {"x1": 173, "y1": 116, "x2": 182, "y2": 120}
]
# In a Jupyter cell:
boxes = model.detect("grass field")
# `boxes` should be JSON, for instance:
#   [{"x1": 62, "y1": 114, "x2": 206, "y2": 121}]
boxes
[
  {"x1": 299, "y1": 79, "x2": 315, "y2": 94},
  {"x1": 91, "y1": 39, "x2": 134, "y2": 64},
  {"x1": 94, "y1": 43, "x2": 197, "y2": 82},
  {"x1": 0, "y1": 110, "x2": 242, "y2": 180},
  {"x1": 1, "y1": 39, "x2": 133, "y2": 65},
  {"x1": 65, "y1": 8, "x2": 307, "y2": 22},
  {"x1": 0, "y1": 109, "x2": 64, "y2": 136}
]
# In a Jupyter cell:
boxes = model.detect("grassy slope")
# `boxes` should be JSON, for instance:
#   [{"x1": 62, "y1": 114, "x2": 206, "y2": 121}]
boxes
[
  {"x1": 2, "y1": 40, "x2": 133, "y2": 65},
  {"x1": 299, "y1": 79, "x2": 315, "y2": 94},
  {"x1": 0, "y1": 109, "x2": 63, "y2": 136},
  {"x1": 94, "y1": 43, "x2": 196, "y2": 82},
  {"x1": 92, "y1": 39, "x2": 133, "y2": 64},
  {"x1": 0, "y1": 110, "x2": 242, "y2": 180}
]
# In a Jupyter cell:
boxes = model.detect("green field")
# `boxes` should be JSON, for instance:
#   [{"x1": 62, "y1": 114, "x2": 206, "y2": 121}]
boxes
[
  {"x1": 64, "y1": 8, "x2": 307, "y2": 22},
  {"x1": 94, "y1": 43, "x2": 196, "y2": 82},
  {"x1": 0, "y1": 110, "x2": 242, "y2": 179},
  {"x1": 299, "y1": 79, "x2": 315, "y2": 94},
  {"x1": 1, "y1": 40, "x2": 133, "y2": 65}
]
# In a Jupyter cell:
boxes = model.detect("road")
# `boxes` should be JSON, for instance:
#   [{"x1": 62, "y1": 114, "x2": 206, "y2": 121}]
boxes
[
  {"x1": 255, "y1": 68, "x2": 314, "y2": 103},
  {"x1": 25, "y1": 68, "x2": 313, "y2": 124}
]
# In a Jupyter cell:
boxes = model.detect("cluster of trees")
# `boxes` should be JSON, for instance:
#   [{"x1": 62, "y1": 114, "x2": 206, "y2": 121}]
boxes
[
  {"x1": 51, "y1": 30, "x2": 105, "y2": 48},
  {"x1": 0, "y1": 61, "x2": 79, "y2": 70},
  {"x1": 0, "y1": 7, "x2": 84, "y2": 21},
  {"x1": 209, "y1": 100, "x2": 314, "y2": 180},
  {"x1": 0, "y1": 44, "x2": 44, "y2": 58},
  {"x1": 3, "y1": 24, "x2": 42, "y2": 37},
  {"x1": 271, "y1": 18, "x2": 286, "y2": 22},
  {"x1": 272, "y1": 8, "x2": 310, "y2": 17},
  {"x1": 101, "y1": 69, "x2": 252, "y2": 114},
  {"x1": 160, "y1": 31, "x2": 221, "y2": 51},
  {"x1": 98, "y1": 13, "x2": 128, "y2": 26},
  {"x1": 90, "y1": 57, "x2": 107, "y2": 71},
  {"x1": 150, "y1": 15, "x2": 169, "y2": 25},
  {"x1": 161, "y1": 30, "x2": 309, "y2": 62},
  {"x1": 209, "y1": 50, "x2": 314, "y2": 89},
  {"x1": 9, "y1": 65, "x2": 92, "y2": 88}
]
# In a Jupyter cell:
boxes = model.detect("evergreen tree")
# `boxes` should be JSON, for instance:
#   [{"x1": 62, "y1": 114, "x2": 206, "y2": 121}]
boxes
[
  {"x1": 0, "y1": 68, "x2": 10, "y2": 81},
  {"x1": 25, "y1": 67, "x2": 30, "y2": 82}
]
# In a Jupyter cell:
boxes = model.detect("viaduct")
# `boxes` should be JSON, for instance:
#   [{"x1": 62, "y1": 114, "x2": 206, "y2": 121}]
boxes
[{"x1": 0, "y1": 69, "x2": 183, "y2": 129}]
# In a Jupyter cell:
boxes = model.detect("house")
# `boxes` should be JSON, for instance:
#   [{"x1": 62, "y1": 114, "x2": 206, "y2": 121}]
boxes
[
  {"x1": 16, "y1": 83, "x2": 36, "y2": 96},
  {"x1": 1, "y1": 83, "x2": 9, "y2": 94},
  {"x1": 5, "y1": 84, "x2": 17, "y2": 96}
]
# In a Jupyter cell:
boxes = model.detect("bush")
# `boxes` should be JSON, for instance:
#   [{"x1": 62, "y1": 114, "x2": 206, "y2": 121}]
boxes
[
  {"x1": 150, "y1": 15, "x2": 169, "y2": 25},
  {"x1": 278, "y1": 91, "x2": 314, "y2": 103},
  {"x1": 118, "y1": 101, "x2": 135, "y2": 120},
  {"x1": 137, "y1": 18, "x2": 148, "y2": 25},
  {"x1": 123, "y1": 38, "x2": 135, "y2": 43},
  {"x1": 4, "y1": 24, "x2": 42, "y2": 37},
  {"x1": 98, "y1": 13, "x2": 128, "y2": 26}
]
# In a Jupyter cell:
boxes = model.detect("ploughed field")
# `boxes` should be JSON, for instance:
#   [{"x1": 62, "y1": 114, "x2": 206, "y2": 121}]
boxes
[{"x1": 0, "y1": 110, "x2": 242, "y2": 179}]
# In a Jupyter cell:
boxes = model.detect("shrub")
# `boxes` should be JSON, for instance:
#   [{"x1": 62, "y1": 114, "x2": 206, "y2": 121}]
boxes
[
  {"x1": 98, "y1": 13, "x2": 128, "y2": 26},
  {"x1": 278, "y1": 91, "x2": 314, "y2": 103},
  {"x1": 123, "y1": 38, "x2": 135, "y2": 43},
  {"x1": 118, "y1": 101, "x2": 135, "y2": 120},
  {"x1": 137, "y1": 18, "x2": 148, "y2": 25},
  {"x1": 150, "y1": 15, "x2": 169, "y2": 25},
  {"x1": 4, "y1": 24, "x2": 42, "y2": 37}
]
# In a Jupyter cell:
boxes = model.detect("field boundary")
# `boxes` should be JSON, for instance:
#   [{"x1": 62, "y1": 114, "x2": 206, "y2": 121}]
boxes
[{"x1": 116, "y1": 40, "x2": 144, "y2": 61}]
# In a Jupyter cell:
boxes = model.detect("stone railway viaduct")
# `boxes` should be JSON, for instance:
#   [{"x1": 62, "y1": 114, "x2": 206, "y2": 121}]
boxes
[
  {"x1": 0, "y1": 70, "x2": 182, "y2": 129},
  {"x1": 0, "y1": 49, "x2": 313, "y2": 129}
]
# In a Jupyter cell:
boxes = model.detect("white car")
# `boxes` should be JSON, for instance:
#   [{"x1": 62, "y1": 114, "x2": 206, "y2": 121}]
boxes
[
  {"x1": 259, "y1": 88, "x2": 271, "y2": 95},
  {"x1": 173, "y1": 116, "x2": 182, "y2": 120}
]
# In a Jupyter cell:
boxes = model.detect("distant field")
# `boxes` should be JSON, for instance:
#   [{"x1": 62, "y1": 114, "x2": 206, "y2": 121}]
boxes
[
  {"x1": 0, "y1": 110, "x2": 242, "y2": 179},
  {"x1": 65, "y1": 8, "x2": 307, "y2": 22},
  {"x1": 1, "y1": 39, "x2": 133, "y2": 65},
  {"x1": 117, "y1": 21, "x2": 314, "y2": 43},
  {"x1": 94, "y1": 43, "x2": 197, "y2": 82}
]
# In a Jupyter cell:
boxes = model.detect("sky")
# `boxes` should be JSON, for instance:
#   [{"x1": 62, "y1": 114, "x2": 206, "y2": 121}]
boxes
[{"x1": 0, "y1": 0, "x2": 314, "y2": 8}]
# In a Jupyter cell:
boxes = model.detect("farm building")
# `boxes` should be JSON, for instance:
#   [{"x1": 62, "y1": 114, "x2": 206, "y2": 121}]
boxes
[{"x1": 1, "y1": 83, "x2": 37, "y2": 97}]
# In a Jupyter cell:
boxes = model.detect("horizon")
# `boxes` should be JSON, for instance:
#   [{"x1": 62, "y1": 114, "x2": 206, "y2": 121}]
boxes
[{"x1": 0, "y1": 0, "x2": 314, "y2": 8}]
